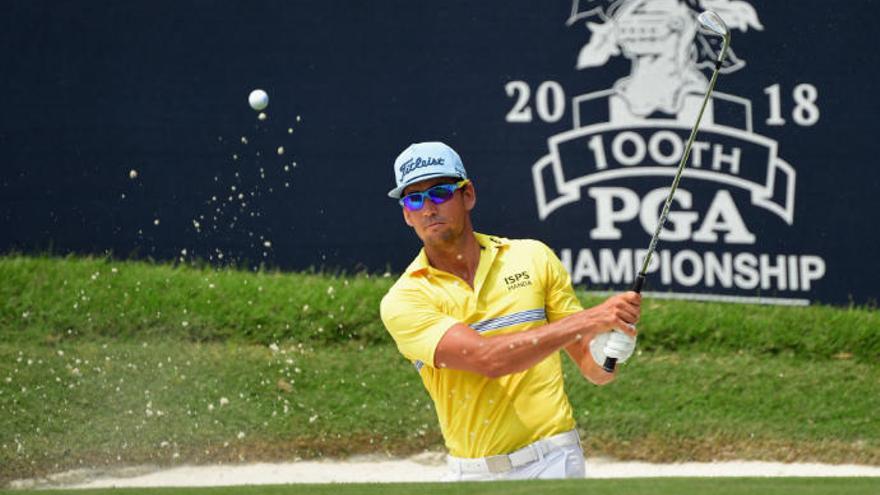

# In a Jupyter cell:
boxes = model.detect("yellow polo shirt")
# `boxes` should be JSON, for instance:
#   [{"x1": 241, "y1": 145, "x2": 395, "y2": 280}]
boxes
[{"x1": 379, "y1": 232, "x2": 584, "y2": 458}]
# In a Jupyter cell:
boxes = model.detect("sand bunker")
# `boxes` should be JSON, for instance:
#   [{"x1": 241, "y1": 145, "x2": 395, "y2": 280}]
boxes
[{"x1": 9, "y1": 453, "x2": 880, "y2": 489}]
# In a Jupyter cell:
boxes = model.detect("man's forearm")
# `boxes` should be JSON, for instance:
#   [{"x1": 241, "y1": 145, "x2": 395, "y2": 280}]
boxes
[
  {"x1": 433, "y1": 293, "x2": 639, "y2": 378},
  {"x1": 565, "y1": 341, "x2": 616, "y2": 385},
  {"x1": 469, "y1": 314, "x2": 589, "y2": 378}
]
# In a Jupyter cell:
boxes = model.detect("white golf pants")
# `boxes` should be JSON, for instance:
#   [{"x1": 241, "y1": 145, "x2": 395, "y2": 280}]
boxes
[{"x1": 441, "y1": 429, "x2": 586, "y2": 481}]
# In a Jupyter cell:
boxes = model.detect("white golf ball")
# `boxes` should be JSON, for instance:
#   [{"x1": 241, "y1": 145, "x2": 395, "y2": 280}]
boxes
[
  {"x1": 128, "y1": 169, "x2": 138, "y2": 179},
  {"x1": 248, "y1": 89, "x2": 269, "y2": 111}
]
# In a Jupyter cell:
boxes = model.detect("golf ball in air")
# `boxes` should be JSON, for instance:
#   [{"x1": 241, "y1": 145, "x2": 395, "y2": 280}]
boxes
[{"x1": 248, "y1": 89, "x2": 269, "y2": 111}]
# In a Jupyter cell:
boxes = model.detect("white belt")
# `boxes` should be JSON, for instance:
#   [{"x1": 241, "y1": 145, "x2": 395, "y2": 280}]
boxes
[{"x1": 447, "y1": 429, "x2": 581, "y2": 474}]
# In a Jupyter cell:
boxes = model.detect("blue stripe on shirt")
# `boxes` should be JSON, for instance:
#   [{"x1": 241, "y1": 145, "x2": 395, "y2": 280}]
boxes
[{"x1": 472, "y1": 308, "x2": 546, "y2": 332}]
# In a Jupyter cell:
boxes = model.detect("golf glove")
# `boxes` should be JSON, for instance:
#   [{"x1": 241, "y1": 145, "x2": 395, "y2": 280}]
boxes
[{"x1": 590, "y1": 329, "x2": 637, "y2": 365}]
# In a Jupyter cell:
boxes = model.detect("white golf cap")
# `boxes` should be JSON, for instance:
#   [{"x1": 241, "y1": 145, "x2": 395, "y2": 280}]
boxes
[{"x1": 387, "y1": 141, "x2": 468, "y2": 199}]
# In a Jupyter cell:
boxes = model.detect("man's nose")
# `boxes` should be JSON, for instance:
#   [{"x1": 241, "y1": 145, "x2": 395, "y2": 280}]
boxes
[{"x1": 419, "y1": 198, "x2": 439, "y2": 215}]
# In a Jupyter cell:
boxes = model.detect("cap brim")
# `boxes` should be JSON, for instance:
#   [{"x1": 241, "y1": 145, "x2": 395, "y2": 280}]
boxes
[{"x1": 387, "y1": 173, "x2": 463, "y2": 199}]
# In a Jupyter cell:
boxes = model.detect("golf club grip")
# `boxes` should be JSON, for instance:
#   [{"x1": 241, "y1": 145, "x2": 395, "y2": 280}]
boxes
[
  {"x1": 602, "y1": 274, "x2": 646, "y2": 372},
  {"x1": 631, "y1": 273, "x2": 646, "y2": 294},
  {"x1": 602, "y1": 356, "x2": 617, "y2": 373}
]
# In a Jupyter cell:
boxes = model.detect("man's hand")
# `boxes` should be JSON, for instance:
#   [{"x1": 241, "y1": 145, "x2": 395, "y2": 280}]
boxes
[
  {"x1": 577, "y1": 291, "x2": 641, "y2": 337},
  {"x1": 589, "y1": 330, "x2": 637, "y2": 365},
  {"x1": 583, "y1": 292, "x2": 640, "y2": 365},
  {"x1": 563, "y1": 291, "x2": 641, "y2": 385}
]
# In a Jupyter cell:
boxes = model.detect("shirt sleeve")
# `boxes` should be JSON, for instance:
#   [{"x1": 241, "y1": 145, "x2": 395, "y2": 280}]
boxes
[
  {"x1": 380, "y1": 287, "x2": 460, "y2": 366},
  {"x1": 539, "y1": 242, "x2": 584, "y2": 322}
]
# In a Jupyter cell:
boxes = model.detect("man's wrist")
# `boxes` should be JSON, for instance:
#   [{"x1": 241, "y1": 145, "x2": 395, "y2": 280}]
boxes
[{"x1": 562, "y1": 312, "x2": 595, "y2": 344}]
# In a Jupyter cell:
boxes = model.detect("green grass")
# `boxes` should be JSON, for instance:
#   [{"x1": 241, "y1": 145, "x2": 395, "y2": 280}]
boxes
[
  {"x1": 0, "y1": 255, "x2": 391, "y2": 345},
  {"x1": 2, "y1": 344, "x2": 878, "y2": 483},
  {"x1": 1, "y1": 255, "x2": 879, "y2": 486},
  {"x1": 5, "y1": 478, "x2": 880, "y2": 495},
  {"x1": 2, "y1": 255, "x2": 878, "y2": 360}
]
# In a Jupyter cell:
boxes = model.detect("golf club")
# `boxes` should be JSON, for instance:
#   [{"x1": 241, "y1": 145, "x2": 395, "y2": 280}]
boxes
[{"x1": 603, "y1": 10, "x2": 732, "y2": 373}]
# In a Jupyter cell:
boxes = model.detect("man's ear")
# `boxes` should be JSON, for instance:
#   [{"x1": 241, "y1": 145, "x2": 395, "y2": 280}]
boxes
[{"x1": 464, "y1": 182, "x2": 477, "y2": 211}]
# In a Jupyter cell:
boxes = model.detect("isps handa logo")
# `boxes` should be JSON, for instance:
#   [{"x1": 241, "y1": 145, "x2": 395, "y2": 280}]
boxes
[
  {"x1": 505, "y1": 0, "x2": 826, "y2": 304},
  {"x1": 504, "y1": 271, "x2": 533, "y2": 291}
]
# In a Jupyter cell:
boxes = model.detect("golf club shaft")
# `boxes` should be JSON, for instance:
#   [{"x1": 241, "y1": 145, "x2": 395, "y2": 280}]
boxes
[{"x1": 602, "y1": 33, "x2": 730, "y2": 373}]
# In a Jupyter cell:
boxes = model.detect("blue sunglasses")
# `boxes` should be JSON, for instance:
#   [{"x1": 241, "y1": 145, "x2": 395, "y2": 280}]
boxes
[{"x1": 399, "y1": 179, "x2": 470, "y2": 211}]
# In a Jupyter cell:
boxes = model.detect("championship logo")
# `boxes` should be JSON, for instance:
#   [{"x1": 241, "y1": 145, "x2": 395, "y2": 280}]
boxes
[{"x1": 509, "y1": 0, "x2": 826, "y2": 304}]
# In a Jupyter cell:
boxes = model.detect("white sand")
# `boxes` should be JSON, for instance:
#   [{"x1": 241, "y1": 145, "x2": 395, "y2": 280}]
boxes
[{"x1": 10, "y1": 453, "x2": 880, "y2": 489}]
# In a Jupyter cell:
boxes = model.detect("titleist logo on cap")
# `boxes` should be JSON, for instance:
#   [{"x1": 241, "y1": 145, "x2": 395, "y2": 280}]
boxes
[{"x1": 399, "y1": 157, "x2": 445, "y2": 178}]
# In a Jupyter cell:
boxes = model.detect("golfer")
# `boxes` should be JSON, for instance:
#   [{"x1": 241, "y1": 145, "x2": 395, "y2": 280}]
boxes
[{"x1": 380, "y1": 142, "x2": 640, "y2": 481}]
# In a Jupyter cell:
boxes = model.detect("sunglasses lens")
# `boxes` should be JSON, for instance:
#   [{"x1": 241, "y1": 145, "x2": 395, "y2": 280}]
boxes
[
  {"x1": 402, "y1": 194, "x2": 424, "y2": 210},
  {"x1": 428, "y1": 185, "x2": 455, "y2": 203}
]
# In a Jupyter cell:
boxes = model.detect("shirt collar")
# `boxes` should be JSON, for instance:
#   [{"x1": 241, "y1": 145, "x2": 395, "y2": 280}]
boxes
[{"x1": 405, "y1": 232, "x2": 509, "y2": 277}]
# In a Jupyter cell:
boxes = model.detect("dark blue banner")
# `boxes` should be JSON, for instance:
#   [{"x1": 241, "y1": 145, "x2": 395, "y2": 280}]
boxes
[{"x1": 1, "y1": 0, "x2": 877, "y2": 305}]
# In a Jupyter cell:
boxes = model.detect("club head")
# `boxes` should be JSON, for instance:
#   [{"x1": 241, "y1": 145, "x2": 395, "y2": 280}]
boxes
[{"x1": 698, "y1": 10, "x2": 729, "y2": 37}]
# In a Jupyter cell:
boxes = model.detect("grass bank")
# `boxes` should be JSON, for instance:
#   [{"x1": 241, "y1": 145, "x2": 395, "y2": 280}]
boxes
[
  {"x1": 2, "y1": 256, "x2": 879, "y2": 360},
  {"x1": 1, "y1": 255, "x2": 879, "y2": 485}
]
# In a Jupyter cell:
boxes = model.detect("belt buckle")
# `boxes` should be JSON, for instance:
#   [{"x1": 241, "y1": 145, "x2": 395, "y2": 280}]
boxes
[{"x1": 485, "y1": 455, "x2": 513, "y2": 473}]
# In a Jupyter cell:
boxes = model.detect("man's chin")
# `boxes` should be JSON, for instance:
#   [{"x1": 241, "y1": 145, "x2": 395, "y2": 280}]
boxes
[{"x1": 421, "y1": 224, "x2": 455, "y2": 243}]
